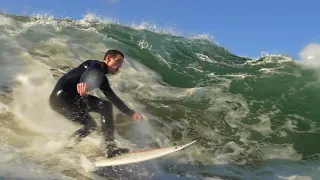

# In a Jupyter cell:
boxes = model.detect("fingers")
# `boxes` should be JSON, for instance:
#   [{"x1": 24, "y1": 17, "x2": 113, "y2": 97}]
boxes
[
  {"x1": 80, "y1": 83, "x2": 84, "y2": 96},
  {"x1": 82, "y1": 83, "x2": 87, "y2": 96},
  {"x1": 133, "y1": 112, "x2": 142, "y2": 121},
  {"x1": 77, "y1": 83, "x2": 81, "y2": 95},
  {"x1": 83, "y1": 83, "x2": 87, "y2": 95},
  {"x1": 77, "y1": 82, "x2": 87, "y2": 96}
]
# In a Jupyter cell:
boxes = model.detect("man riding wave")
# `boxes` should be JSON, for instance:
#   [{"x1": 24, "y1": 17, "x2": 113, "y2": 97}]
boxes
[{"x1": 49, "y1": 49, "x2": 141, "y2": 158}]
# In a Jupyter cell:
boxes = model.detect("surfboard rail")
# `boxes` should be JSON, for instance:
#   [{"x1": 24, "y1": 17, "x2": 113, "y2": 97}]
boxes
[{"x1": 80, "y1": 140, "x2": 196, "y2": 171}]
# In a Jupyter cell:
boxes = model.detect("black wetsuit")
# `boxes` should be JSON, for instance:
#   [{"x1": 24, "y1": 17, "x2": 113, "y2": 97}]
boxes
[{"x1": 49, "y1": 60, "x2": 135, "y2": 144}]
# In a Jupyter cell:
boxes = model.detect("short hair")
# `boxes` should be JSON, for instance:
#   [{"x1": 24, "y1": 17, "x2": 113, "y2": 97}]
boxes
[{"x1": 103, "y1": 49, "x2": 124, "y2": 60}]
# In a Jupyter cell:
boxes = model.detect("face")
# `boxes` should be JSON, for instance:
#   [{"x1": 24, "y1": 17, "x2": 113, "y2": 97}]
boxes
[{"x1": 105, "y1": 54, "x2": 124, "y2": 74}]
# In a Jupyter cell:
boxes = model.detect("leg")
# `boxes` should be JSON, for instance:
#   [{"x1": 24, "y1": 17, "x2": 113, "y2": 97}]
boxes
[
  {"x1": 49, "y1": 92, "x2": 97, "y2": 144},
  {"x1": 84, "y1": 95, "x2": 129, "y2": 157},
  {"x1": 84, "y1": 95, "x2": 115, "y2": 142},
  {"x1": 68, "y1": 112, "x2": 97, "y2": 143}
]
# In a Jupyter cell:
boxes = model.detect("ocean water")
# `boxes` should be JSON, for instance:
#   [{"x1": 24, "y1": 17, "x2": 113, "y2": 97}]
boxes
[{"x1": 0, "y1": 12, "x2": 320, "y2": 180}]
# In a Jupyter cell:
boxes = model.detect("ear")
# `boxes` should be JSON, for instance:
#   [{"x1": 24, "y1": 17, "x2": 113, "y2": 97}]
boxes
[{"x1": 105, "y1": 55, "x2": 111, "y2": 63}]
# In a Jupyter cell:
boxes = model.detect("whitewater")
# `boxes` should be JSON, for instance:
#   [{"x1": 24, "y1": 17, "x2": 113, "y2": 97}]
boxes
[{"x1": 0, "y1": 12, "x2": 320, "y2": 180}]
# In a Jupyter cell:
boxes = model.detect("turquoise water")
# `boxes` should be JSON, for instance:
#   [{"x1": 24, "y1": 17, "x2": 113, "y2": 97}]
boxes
[{"x1": 0, "y1": 12, "x2": 319, "y2": 180}]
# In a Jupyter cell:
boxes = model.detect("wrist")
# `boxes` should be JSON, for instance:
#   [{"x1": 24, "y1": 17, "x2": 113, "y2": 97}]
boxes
[{"x1": 128, "y1": 110, "x2": 135, "y2": 117}]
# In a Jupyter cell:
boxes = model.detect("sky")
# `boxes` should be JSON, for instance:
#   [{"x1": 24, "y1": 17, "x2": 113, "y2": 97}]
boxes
[{"x1": 1, "y1": 0, "x2": 320, "y2": 59}]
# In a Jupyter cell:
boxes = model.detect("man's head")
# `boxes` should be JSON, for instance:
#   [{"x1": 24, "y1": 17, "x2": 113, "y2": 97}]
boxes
[{"x1": 103, "y1": 49, "x2": 124, "y2": 74}]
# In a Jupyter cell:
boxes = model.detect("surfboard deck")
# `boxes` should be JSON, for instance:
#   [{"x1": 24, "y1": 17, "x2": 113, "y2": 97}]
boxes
[{"x1": 80, "y1": 140, "x2": 196, "y2": 171}]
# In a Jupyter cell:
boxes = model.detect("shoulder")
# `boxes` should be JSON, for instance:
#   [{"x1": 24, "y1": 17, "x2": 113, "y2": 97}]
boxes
[{"x1": 81, "y1": 60, "x2": 102, "y2": 69}]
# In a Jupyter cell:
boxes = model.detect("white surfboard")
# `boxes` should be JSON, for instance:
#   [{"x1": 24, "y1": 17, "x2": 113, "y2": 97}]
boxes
[{"x1": 80, "y1": 140, "x2": 196, "y2": 171}]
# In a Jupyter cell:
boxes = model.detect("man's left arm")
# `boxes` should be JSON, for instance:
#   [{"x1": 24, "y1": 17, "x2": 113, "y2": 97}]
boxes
[{"x1": 100, "y1": 80, "x2": 135, "y2": 116}]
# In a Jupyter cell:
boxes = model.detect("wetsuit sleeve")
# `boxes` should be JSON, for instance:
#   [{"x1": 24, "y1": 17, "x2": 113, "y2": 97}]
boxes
[
  {"x1": 79, "y1": 61, "x2": 105, "y2": 91},
  {"x1": 100, "y1": 79, "x2": 135, "y2": 116}
]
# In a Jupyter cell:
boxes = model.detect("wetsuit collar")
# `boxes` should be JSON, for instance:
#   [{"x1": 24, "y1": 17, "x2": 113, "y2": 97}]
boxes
[{"x1": 100, "y1": 62, "x2": 109, "y2": 74}]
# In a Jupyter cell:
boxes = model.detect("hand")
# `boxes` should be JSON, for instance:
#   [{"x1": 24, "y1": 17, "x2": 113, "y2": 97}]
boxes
[
  {"x1": 132, "y1": 112, "x2": 142, "y2": 121},
  {"x1": 77, "y1": 82, "x2": 88, "y2": 96}
]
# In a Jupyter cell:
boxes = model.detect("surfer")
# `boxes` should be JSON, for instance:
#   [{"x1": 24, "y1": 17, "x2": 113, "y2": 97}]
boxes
[{"x1": 49, "y1": 49, "x2": 141, "y2": 158}]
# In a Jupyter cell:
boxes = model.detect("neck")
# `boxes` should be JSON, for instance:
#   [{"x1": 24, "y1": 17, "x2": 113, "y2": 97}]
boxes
[
  {"x1": 100, "y1": 61, "x2": 109, "y2": 74},
  {"x1": 107, "y1": 66, "x2": 113, "y2": 73}
]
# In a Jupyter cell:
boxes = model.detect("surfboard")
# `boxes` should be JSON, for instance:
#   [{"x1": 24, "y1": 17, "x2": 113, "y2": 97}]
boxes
[{"x1": 80, "y1": 140, "x2": 196, "y2": 171}]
